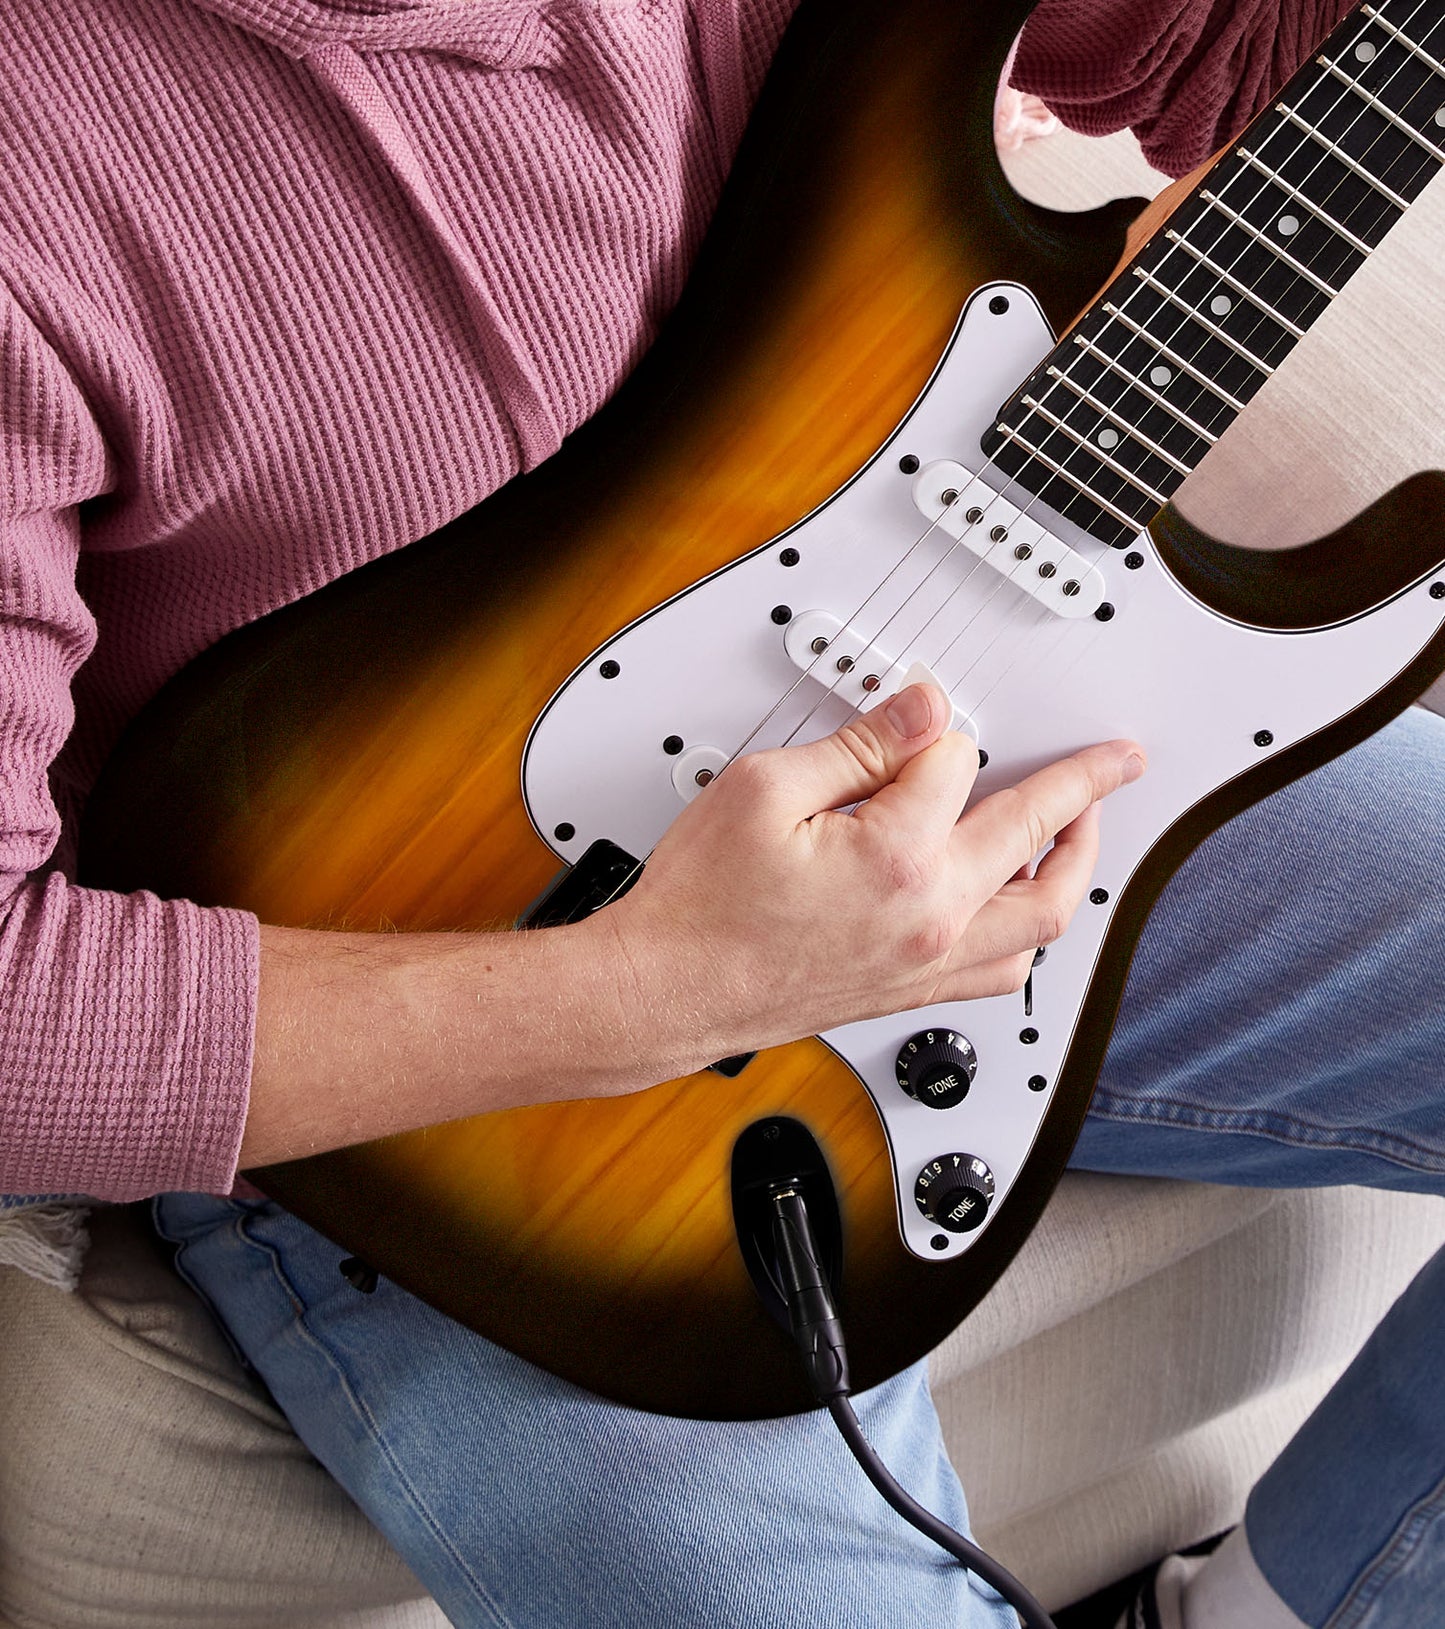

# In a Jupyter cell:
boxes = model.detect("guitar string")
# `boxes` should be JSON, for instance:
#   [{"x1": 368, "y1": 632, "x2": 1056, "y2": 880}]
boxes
[
  {"x1": 607, "y1": 0, "x2": 1443, "y2": 906},
  {"x1": 1031, "y1": 0, "x2": 1444, "y2": 521},
  {"x1": 904, "y1": 0, "x2": 1445, "y2": 742},
  {"x1": 715, "y1": 441, "x2": 1028, "y2": 766},
  {"x1": 922, "y1": 0, "x2": 1442, "y2": 705},
  {"x1": 765, "y1": 0, "x2": 1444, "y2": 762},
  {"x1": 743, "y1": 0, "x2": 1434, "y2": 766}
]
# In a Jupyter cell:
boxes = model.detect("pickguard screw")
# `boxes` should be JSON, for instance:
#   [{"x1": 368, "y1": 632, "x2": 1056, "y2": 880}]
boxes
[
  {"x1": 599, "y1": 659, "x2": 620, "y2": 679},
  {"x1": 977, "y1": 748, "x2": 990, "y2": 768},
  {"x1": 1095, "y1": 603, "x2": 1116, "y2": 621},
  {"x1": 1254, "y1": 729, "x2": 1274, "y2": 747},
  {"x1": 1432, "y1": 582, "x2": 1445, "y2": 599},
  {"x1": 899, "y1": 454, "x2": 920, "y2": 474},
  {"x1": 989, "y1": 294, "x2": 1011, "y2": 315},
  {"x1": 780, "y1": 547, "x2": 800, "y2": 567},
  {"x1": 1013, "y1": 542, "x2": 1032, "y2": 560},
  {"x1": 1125, "y1": 552, "x2": 1144, "y2": 570},
  {"x1": 930, "y1": 1234, "x2": 950, "y2": 1251},
  {"x1": 1019, "y1": 1027, "x2": 1039, "y2": 1045},
  {"x1": 695, "y1": 768, "x2": 715, "y2": 786},
  {"x1": 770, "y1": 604, "x2": 792, "y2": 624},
  {"x1": 1038, "y1": 561, "x2": 1057, "y2": 579},
  {"x1": 810, "y1": 635, "x2": 830, "y2": 655},
  {"x1": 554, "y1": 822, "x2": 575, "y2": 842},
  {"x1": 663, "y1": 736, "x2": 684, "y2": 756},
  {"x1": 1028, "y1": 1075, "x2": 1048, "y2": 1092},
  {"x1": 991, "y1": 525, "x2": 1010, "y2": 542},
  {"x1": 1090, "y1": 887, "x2": 1109, "y2": 904}
]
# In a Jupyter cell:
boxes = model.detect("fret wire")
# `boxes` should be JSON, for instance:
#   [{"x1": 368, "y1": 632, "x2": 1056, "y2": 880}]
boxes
[
  {"x1": 1275, "y1": 103, "x2": 1410, "y2": 207},
  {"x1": 1233, "y1": 148, "x2": 1375, "y2": 256},
  {"x1": 1198, "y1": 188, "x2": 1344, "y2": 297},
  {"x1": 1318, "y1": 55, "x2": 1445, "y2": 160},
  {"x1": 1161, "y1": 229, "x2": 1307, "y2": 336},
  {"x1": 1101, "y1": 302, "x2": 1248, "y2": 410},
  {"x1": 1361, "y1": 4, "x2": 1445, "y2": 80},
  {"x1": 1020, "y1": 394, "x2": 1172, "y2": 503},
  {"x1": 1070, "y1": 333, "x2": 1220, "y2": 444},
  {"x1": 1044, "y1": 366, "x2": 1195, "y2": 475},
  {"x1": 991, "y1": 3, "x2": 1438, "y2": 548},
  {"x1": 1131, "y1": 266, "x2": 1276, "y2": 374},
  {"x1": 990, "y1": 423, "x2": 1145, "y2": 530}
]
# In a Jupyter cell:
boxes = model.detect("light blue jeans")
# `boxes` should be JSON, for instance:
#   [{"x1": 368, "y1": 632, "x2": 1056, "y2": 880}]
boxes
[{"x1": 155, "y1": 705, "x2": 1445, "y2": 1629}]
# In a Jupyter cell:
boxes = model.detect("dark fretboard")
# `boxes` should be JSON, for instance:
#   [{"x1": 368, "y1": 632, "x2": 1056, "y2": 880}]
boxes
[{"x1": 981, "y1": 0, "x2": 1445, "y2": 548}]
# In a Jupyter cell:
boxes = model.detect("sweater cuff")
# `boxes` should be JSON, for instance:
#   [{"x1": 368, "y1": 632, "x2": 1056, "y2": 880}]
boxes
[
  {"x1": 157, "y1": 899, "x2": 259, "y2": 1197},
  {"x1": 0, "y1": 876, "x2": 260, "y2": 1202}
]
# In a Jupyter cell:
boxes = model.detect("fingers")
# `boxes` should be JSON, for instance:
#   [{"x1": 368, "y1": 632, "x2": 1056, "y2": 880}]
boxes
[
  {"x1": 957, "y1": 804, "x2": 1102, "y2": 963},
  {"x1": 852, "y1": 721, "x2": 979, "y2": 843},
  {"x1": 953, "y1": 740, "x2": 1144, "y2": 897},
  {"x1": 763, "y1": 683, "x2": 955, "y2": 823},
  {"x1": 940, "y1": 949, "x2": 1038, "y2": 1001}
]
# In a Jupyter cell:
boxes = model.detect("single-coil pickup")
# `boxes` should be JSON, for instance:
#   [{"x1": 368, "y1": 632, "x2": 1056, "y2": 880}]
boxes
[
  {"x1": 783, "y1": 612, "x2": 976, "y2": 736},
  {"x1": 910, "y1": 461, "x2": 1106, "y2": 618}
]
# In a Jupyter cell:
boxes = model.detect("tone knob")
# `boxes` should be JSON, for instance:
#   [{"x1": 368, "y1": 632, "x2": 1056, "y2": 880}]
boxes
[
  {"x1": 915, "y1": 1154, "x2": 995, "y2": 1233},
  {"x1": 895, "y1": 1029, "x2": 977, "y2": 1110}
]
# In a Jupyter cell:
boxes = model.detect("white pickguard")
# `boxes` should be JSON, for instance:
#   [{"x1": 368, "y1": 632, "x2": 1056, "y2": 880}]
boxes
[{"x1": 521, "y1": 282, "x2": 1445, "y2": 1263}]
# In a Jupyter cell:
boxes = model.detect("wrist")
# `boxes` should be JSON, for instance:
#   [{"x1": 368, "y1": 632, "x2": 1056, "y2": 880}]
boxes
[{"x1": 566, "y1": 907, "x2": 723, "y2": 1094}]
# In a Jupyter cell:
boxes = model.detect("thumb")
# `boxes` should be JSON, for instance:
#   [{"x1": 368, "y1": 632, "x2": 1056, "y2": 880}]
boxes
[{"x1": 771, "y1": 683, "x2": 950, "y2": 820}]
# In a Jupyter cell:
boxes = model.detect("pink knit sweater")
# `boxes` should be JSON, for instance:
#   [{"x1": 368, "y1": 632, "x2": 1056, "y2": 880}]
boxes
[{"x1": 0, "y1": 0, "x2": 1351, "y2": 1202}]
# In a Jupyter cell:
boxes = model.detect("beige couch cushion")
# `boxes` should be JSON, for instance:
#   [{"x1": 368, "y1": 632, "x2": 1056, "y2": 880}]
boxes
[{"x1": 0, "y1": 1203, "x2": 446, "y2": 1629}]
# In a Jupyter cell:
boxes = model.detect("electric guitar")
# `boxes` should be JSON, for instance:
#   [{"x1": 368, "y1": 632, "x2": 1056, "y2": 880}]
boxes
[{"x1": 82, "y1": 0, "x2": 1445, "y2": 1418}]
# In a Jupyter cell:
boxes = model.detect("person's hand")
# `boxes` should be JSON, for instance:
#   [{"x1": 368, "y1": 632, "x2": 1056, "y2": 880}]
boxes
[{"x1": 596, "y1": 682, "x2": 1144, "y2": 1073}]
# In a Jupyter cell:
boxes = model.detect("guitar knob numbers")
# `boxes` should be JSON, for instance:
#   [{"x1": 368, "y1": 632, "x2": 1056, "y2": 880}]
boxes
[
  {"x1": 915, "y1": 1154, "x2": 995, "y2": 1233},
  {"x1": 895, "y1": 1028, "x2": 977, "y2": 1110}
]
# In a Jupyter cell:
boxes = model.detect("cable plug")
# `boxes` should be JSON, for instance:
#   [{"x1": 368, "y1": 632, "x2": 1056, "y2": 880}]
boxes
[{"x1": 768, "y1": 1185, "x2": 851, "y2": 1401}]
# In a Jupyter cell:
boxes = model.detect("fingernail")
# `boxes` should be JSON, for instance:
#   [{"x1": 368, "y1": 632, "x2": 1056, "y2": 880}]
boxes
[
  {"x1": 1122, "y1": 752, "x2": 1146, "y2": 784},
  {"x1": 885, "y1": 684, "x2": 931, "y2": 739}
]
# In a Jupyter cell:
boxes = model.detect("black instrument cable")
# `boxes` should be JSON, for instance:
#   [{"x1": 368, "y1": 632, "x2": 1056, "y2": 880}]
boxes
[{"x1": 768, "y1": 1186, "x2": 1057, "y2": 1629}]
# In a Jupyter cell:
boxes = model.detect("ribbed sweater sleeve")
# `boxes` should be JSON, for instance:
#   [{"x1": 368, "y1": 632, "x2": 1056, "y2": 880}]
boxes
[
  {"x1": 0, "y1": 283, "x2": 258, "y2": 1201},
  {"x1": 1015, "y1": 0, "x2": 1359, "y2": 176}
]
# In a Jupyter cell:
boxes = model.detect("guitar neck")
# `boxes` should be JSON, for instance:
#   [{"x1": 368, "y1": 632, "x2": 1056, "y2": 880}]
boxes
[{"x1": 983, "y1": 0, "x2": 1445, "y2": 549}]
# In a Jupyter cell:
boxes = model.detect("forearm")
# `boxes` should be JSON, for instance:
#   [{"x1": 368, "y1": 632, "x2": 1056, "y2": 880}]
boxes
[
  {"x1": 243, "y1": 692, "x2": 1141, "y2": 1172},
  {"x1": 242, "y1": 918, "x2": 701, "y2": 1169}
]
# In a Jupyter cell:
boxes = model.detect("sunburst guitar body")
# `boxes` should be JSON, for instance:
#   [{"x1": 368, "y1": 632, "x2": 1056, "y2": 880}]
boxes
[{"x1": 83, "y1": 0, "x2": 1445, "y2": 1418}]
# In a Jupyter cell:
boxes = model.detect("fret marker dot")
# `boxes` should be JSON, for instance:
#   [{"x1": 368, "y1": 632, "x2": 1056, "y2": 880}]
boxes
[
  {"x1": 1210, "y1": 294, "x2": 1232, "y2": 317},
  {"x1": 1096, "y1": 427, "x2": 1120, "y2": 449},
  {"x1": 1354, "y1": 41, "x2": 1377, "y2": 62},
  {"x1": 1436, "y1": 107, "x2": 1445, "y2": 127},
  {"x1": 1149, "y1": 365, "x2": 1172, "y2": 388},
  {"x1": 1277, "y1": 214, "x2": 1301, "y2": 237}
]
